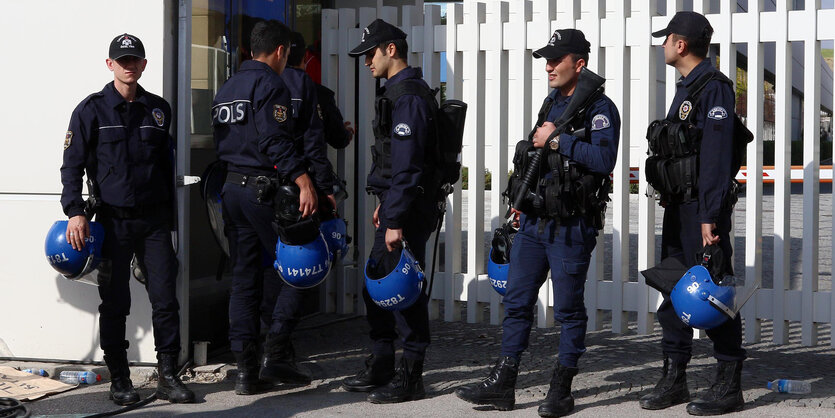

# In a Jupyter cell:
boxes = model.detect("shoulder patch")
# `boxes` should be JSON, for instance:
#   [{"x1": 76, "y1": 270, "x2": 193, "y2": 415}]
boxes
[
  {"x1": 591, "y1": 114, "x2": 610, "y2": 131},
  {"x1": 679, "y1": 100, "x2": 693, "y2": 120},
  {"x1": 707, "y1": 106, "x2": 728, "y2": 120},
  {"x1": 317, "y1": 103, "x2": 324, "y2": 120},
  {"x1": 152, "y1": 108, "x2": 165, "y2": 127},
  {"x1": 394, "y1": 123, "x2": 412, "y2": 137},
  {"x1": 64, "y1": 131, "x2": 73, "y2": 150},
  {"x1": 273, "y1": 104, "x2": 288, "y2": 123}
]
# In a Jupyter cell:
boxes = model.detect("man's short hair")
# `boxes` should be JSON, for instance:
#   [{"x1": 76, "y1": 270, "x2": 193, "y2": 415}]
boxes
[
  {"x1": 288, "y1": 31, "x2": 306, "y2": 67},
  {"x1": 377, "y1": 39, "x2": 409, "y2": 61},
  {"x1": 672, "y1": 33, "x2": 710, "y2": 59},
  {"x1": 569, "y1": 52, "x2": 589, "y2": 66},
  {"x1": 250, "y1": 20, "x2": 292, "y2": 57}
]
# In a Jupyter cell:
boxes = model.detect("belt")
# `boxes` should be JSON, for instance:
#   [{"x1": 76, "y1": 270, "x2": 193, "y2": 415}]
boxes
[
  {"x1": 226, "y1": 172, "x2": 272, "y2": 190},
  {"x1": 100, "y1": 204, "x2": 167, "y2": 219}
]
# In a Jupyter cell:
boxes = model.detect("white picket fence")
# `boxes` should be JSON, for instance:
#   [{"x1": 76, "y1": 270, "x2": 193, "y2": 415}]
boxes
[{"x1": 318, "y1": 0, "x2": 835, "y2": 348}]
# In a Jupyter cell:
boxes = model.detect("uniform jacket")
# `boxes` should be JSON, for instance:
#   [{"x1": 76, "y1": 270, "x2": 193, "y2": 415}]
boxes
[
  {"x1": 61, "y1": 82, "x2": 174, "y2": 217},
  {"x1": 666, "y1": 58, "x2": 735, "y2": 224}
]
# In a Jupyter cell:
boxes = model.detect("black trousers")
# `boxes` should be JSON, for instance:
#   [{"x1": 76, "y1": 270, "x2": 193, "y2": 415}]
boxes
[
  {"x1": 658, "y1": 200, "x2": 746, "y2": 363},
  {"x1": 97, "y1": 209, "x2": 180, "y2": 354},
  {"x1": 362, "y1": 216, "x2": 434, "y2": 362},
  {"x1": 222, "y1": 182, "x2": 305, "y2": 352}
]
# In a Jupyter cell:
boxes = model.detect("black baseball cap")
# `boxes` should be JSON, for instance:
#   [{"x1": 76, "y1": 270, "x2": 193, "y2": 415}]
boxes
[
  {"x1": 532, "y1": 29, "x2": 591, "y2": 60},
  {"x1": 348, "y1": 19, "x2": 407, "y2": 57},
  {"x1": 109, "y1": 33, "x2": 145, "y2": 60},
  {"x1": 652, "y1": 11, "x2": 713, "y2": 40}
]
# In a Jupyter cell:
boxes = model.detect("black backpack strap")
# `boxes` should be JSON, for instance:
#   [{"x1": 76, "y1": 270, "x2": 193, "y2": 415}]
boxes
[
  {"x1": 383, "y1": 79, "x2": 439, "y2": 111},
  {"x1": 687, "y1": 71, "x2": 732, "y2": 103}
]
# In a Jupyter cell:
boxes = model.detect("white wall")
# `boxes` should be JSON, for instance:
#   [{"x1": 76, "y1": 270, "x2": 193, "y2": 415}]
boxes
[{"x1": 0, "y1": 0, "x2": 172, "y2": 362}]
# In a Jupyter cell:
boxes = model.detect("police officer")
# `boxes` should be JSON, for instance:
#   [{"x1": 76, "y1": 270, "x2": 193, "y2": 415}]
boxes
[
  {"x1": 639, "y1": 12, "x2": 745, "y2": 415},
  {"x1": 341, "y1": 19, "x2": 440, "y2": 404},
  {"x1": 455, "y1": 29, "x2": 620, "y2": 417},
  {"x1": 60, "y1": 33, "x2": 194, "y2": 405},
  {"x1": 212, "y1": 20, "x2": 318, "y2": 395},
  {"x1": 316, "y1": 83, "x2": 355, "y2": 149},
  {"x1": 256, "y1": 30, "x2": 338, "y2": 386}
]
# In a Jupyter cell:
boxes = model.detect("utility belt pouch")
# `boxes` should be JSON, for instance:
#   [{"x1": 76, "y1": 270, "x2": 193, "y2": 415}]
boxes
[
  {"x1": 647, "y1": 119, "x2": 701, "y2": 158},
  {"x1": 504, "y1": 140, "x2": 537, "y2": 206},
  {"x1": 255, "y1": 176, "x2": 276, "y2": 204}
]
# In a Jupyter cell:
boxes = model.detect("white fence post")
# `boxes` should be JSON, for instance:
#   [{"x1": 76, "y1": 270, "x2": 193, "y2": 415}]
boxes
[{"x1": 444, "y1": 2, "x2": 464, "y2": 323}]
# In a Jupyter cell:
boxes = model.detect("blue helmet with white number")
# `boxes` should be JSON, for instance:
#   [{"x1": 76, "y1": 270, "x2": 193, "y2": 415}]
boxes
[
  {"x1": 45, "y1": 220, "x2": 105, "y2": 280},
  {"x1": 364, "y1": 245, "x2": 425, "y2": 311},
  {"x1": 670, "y1": 265, "x2": 736, "y2": 330},
  {"x1": 274, "y1": 232, "x2": 333, "y2": 289},
  {"x1": 320, "y1": 218, "x2": 348, "y2": 260},
  {"x1": 487, "y1": 221, "x2": 517, "y2": 296}
]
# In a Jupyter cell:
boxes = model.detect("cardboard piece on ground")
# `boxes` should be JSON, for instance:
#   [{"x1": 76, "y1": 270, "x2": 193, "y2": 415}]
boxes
[{"x1": 0, "y1": 366, "x2": 75, "y2": 401}]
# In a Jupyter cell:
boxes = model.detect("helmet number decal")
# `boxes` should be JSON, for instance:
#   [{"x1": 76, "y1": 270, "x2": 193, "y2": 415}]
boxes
[
  {"x1": 680, "y1": 311, "x2": 691, "y2": 325},
  {"x1": 686, "y1": 282, "x2": 700, "y2": 293},
  {"x1": 47, "y1": 252, "x2": 70, "y2": 264},
  {"x1": 374, "y1": 293, "x2": 406, "y2": 308},
  {"x1": 401, "y1": 263, "x2": 412, "y2": 275}
]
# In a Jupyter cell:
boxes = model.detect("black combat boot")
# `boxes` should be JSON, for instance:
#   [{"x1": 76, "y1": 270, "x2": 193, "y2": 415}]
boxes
[
  {"x1": 342, "y1": 354, "x2": 395, "y2": 392},
  {"x1": 455, "y1": 356, "x2": 519, "y2": 411},
  {"x1": 537, "y1": 363, "x2": 579, "y2": 417},
  {"x1": 367, "y1": 357, "x2": 425, "y2": 404},
  {"x1": 639, "y1": 356, "x2": 690, "y2": 410},
  {"x1": 260, "y1": 333, "x2": 311, "y2": 385},
  {"x1": 686, "y1": 360, "x2": 744, "y2": 415},
  {"x1": 104, "y1": 350, "x2": 139, "y2": 406},
  {"x1": 155, "y1": 352, "x2": 195, "y2": 403},
  {"x1": 233, "y1": 343, "x2": 274, "y2": 395}
]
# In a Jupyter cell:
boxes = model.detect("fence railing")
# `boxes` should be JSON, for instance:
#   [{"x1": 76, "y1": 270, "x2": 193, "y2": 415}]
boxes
[{"x1": 319, "y1": 0, "x2": 835, "y2": 348}]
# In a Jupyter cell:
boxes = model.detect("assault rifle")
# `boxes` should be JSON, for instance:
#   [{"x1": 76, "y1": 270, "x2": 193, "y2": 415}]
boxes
[{"x1": 512, "y1": 66, "x2": 606, "y2": 210}]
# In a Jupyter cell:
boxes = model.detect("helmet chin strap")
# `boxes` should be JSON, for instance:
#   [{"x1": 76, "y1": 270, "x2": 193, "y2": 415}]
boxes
[{"x1": 64, "y1": 251, "x2": 97, "y2": 281}]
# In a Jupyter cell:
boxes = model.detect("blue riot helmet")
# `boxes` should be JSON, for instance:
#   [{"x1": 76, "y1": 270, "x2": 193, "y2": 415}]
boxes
[
  {"x1": 670, "y1": 265, "x2": 735, "y2": 329},
  {"x1": 365, "y1": 242, "x2": 425, "y2": 311},
  {"x1": 488, "y1": 218, "x2": 517, "y2": 296},
  {"x1": 45, "y1": 220, "x2": 105, "y2": 282},
  {"x1": 320, "y1": 218, "x2": 348, "y2": 260},
  {"x1": 670, "y1": 245, "x2": 759, "y2": 330},
  {"x1": 274, "y1": 231, "x2": 332, "y2": 289},
  {"x1": 200, "y1": 160, "x2": 230, "y2": 257}
]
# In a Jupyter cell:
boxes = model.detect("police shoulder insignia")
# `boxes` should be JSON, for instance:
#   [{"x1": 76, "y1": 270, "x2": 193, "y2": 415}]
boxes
[
  {"x1": 152, "y1": 108, "x2": 165, "y2": 127},
  {"x1": 274, "y1": 104, "x2": 288, "y2": 123},
  {"x1": 317, "y1": 103, "x2": 324, "y2": 120},
  {"x1": 707, "y1": 106, "x2": 728, "y2": 120},
  {"x1": 64, "y1": 131, "x2": 73, "y2": 150},
  {"x1": 679, "y1": 100, "x2": 693, "y2": 120},
  {"x1": 394, "y1": 123, "x2": 411, "y2": 137},
  {"x1": 591, "y1": 114, "x2": 610, "y2": 131}
]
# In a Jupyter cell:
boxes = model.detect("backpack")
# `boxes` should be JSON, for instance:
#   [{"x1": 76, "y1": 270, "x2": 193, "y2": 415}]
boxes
[{"x1": 382, "y1": 80, "x2": 468, "y2": 197}]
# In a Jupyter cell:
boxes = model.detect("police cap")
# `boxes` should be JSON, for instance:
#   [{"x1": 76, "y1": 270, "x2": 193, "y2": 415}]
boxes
[
  {"x1": 532, "y1": 29, "x2": 591, "y2": 60},
  {"x1": 651, "y1": 11, "x2": 713, "y2": 40},
  {"x1": 109, "y1": 33, "x2": 145, "y2": 60},
  {"x1": 348, "y1": 19, "x2": 407, "y2": 57}
]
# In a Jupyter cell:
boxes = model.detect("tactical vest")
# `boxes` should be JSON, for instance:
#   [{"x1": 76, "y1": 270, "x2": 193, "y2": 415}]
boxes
[
  {"x1": 370, "y1": 79, "x2": 440, "y2": 194},
  {"x1": 645, "y1": 71, "x2": 747, "y2": 204},
  {"x1": 505, "y1": 92, "x2": 610, "y2": 230}
]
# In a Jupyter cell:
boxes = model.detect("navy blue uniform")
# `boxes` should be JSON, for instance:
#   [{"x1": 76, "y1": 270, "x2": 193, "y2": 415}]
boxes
[
  {"x1": 60, "y1": 82, "x2": 181, "y2": 354},
  {"x1": 658, "y1": 59, "x2": 745, "y2": 364},
  {"x1": 500, "y1": 89, "x2": 620, "y2": 368},
  {"x1": 212, "y1": 59, "x2": 307, "y2": 352},
  {"x1": 364, "y1": 66, "x2": 438, "y2": 361},
  {"x1": 316, "y1": 84, "x2": 353, "y2": 149},
  {"x1": 281, "y1": 67, "x2": 335, "y2": 191}
]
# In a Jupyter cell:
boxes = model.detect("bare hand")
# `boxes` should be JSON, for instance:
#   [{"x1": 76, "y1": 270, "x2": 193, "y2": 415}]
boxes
[
  {"x1": 385, "y1": 228, "x2": 404, "y2": 252},
  {"x1": 510, "y1": 208, "x2": 521, "y2": 228},
  {"x1": 701, "y1": 223, "x2": 719, "y2": 247},
  {"x1": 294, "y1": 173, "x2": 318, "y2": 218},
  {"x1": 372, "y1": 204, "x2": 381, "y2": 228},
  {"x1": 66, "y1": 215, "x2": 90, "y2": 251},
  {"x1": 344, "y1": 121, "x2": 355, "y2": 144},
  {"x1": 532, "y1": 121, "x2": 557, "y2": 148}
]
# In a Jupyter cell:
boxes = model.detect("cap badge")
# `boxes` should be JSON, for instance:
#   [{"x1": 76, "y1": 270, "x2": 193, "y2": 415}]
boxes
[
  {"x1": 548, "y1": 31, "x2": 561, "y2": 46},
  {"x1": 121, "y1": 36, "x2": 134, "y2": 48},
  {"x1": 362, "y1": 27, "x2": 370, "y2": 43}
]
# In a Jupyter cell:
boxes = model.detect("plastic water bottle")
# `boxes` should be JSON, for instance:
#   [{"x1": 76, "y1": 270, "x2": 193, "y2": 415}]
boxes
[
  {"x1": 767, "y1": 379, "x2": 811, "y2": 394},
  {"x1": 22, "y1": 368, "x2": 48, "y2": 377},
  {"x1": 59, "y1": 371, "x2": 101, "y2": 385}
]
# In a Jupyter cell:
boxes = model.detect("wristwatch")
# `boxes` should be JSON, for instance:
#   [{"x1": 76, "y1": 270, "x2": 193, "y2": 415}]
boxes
[{"x1": 548, "y1": 136, "x2": 560, "y2": 151}]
